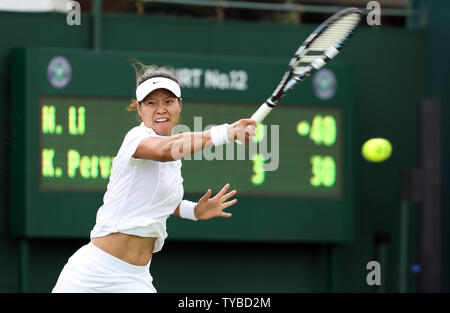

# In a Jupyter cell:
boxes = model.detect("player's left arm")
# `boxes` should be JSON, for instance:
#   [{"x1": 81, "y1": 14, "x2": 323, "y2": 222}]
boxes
[{"x1": 172, "y1": 183, "x2": 237, "y2": 220}]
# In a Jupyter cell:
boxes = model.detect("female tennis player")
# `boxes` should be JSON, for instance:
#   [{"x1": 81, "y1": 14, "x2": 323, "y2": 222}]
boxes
[{"x1": 52, "y1": 63, "x2": 256, "y2": 293}]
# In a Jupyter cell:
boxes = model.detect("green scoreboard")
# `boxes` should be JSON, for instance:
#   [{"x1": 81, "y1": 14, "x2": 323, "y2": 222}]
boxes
[{"x1": 11, "y1": 47, "x2": 355, "y2": 242}]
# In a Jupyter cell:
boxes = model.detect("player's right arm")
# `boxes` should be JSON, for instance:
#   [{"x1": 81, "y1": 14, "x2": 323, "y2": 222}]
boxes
[{"x1": 133, "y1": 119, "x2": 256, "y2": 162}]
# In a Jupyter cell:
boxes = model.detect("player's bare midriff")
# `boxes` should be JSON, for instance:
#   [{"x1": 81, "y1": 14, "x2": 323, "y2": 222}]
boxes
[{"x1": 92, "y1": 233, "x2": 156, "y2": 266}]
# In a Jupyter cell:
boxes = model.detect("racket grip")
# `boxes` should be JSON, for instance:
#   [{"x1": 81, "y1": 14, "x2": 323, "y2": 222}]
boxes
[
  {"x1": 250, "y1": 102, "x2": 273, "y2": 123},
  {"x1": 235, "y1": 102, "x2": 273, "y2": 144}
]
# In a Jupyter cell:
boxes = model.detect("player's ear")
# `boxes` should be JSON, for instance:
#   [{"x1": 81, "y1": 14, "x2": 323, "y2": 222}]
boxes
[
  {"x1": 136, "y1": 101, "x2": 143, "y2": 119},
  {"x1": 176, "y1": 98, "x2": 183, "y2": 125}
]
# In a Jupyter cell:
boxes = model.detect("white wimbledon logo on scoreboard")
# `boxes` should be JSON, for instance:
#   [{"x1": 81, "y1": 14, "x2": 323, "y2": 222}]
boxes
[
  {"x1": 47, "y1": 56, "x2": 72, "y2": 89},
  {"x1": 313, "y1": 69, "x2": 337, "y2": 100},
  {"x1": 176, "y1": 68, "x2": 248, "y2": 91}
]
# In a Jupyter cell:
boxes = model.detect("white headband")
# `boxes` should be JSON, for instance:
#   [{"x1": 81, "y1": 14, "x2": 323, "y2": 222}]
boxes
[{"x1": 136, "y1": 77, "x2": 181, "y2": 102}]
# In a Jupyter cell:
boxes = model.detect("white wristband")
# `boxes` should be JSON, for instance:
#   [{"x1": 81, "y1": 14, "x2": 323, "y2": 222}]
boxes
[
  {"x1": 179, "y1": 200, "x2": 198, "y2": 221},
  {"x1": 210, "y1": 124, "x2": 230, "y2": 146}
]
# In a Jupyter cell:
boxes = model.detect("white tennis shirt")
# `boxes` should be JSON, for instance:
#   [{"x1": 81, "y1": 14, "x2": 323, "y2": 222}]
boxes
[{"x1": 90, "y1": 122, "x2": 184, "y2": 253}]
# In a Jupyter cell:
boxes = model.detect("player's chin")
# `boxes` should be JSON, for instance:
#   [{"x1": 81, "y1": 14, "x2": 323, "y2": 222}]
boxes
[{"x1": 153, "y1": 121, "x2": 172, "y2": 136}]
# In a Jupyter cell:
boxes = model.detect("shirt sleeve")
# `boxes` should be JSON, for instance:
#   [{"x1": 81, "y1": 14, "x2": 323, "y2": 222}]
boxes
[{"x1": 121, "y1": 126, "x2": 158, "y2": 160}]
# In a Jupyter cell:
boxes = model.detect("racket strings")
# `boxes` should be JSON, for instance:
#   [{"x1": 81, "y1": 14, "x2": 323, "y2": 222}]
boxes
[
  {"x1": 272, "y1": 9, "x2": 362, "y2": 100},
  {"x1": 308, "y1": 14, "x2": 360, "y2": 50},
  {"x1": 292, "y1": 12, "x2": 360, "y2": 72}
]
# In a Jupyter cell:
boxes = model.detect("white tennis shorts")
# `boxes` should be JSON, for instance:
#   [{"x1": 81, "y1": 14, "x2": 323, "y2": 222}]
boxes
[{"x1": 52, "y1": 241, "x2": 156, "y2": 293}]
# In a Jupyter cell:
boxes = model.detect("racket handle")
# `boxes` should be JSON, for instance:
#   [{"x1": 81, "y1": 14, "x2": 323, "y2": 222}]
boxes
[
  {"x1": 250, "y1": 102, "x2": 273, "y2": 123},
  {"x1": 235, "y1": 102, "x2": 273, "y2": 144}
]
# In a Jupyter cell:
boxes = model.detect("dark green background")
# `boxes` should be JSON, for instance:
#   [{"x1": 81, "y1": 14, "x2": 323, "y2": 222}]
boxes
[{"x1": 0, "y1": 1, "x2": 447, "y2": 292}]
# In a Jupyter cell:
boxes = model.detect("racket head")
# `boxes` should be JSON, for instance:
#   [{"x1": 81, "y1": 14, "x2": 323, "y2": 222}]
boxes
[{"x1": 270, "y1": 7, "x2": 362, "y2": 103}]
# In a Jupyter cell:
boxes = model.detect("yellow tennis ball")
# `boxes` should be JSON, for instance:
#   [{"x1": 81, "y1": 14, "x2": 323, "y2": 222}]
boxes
[{"x1": 362, "y1": 138, "x2": 392, "y2": 162}]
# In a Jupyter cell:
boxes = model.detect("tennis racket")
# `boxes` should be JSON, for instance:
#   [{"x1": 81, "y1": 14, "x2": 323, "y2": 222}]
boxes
[{"x1": 240, "y1": 7, "x2": 362, "y2": 141}]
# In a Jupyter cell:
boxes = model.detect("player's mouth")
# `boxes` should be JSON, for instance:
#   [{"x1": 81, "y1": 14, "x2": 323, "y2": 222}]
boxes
[{"x1": 155, "y1": 118, "x2": 169, "y2": 124}]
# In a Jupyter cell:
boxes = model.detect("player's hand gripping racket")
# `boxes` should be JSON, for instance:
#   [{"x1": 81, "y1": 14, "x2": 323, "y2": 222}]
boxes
[{"x1": 237, "y1": 7, "x2": 362, "y2": 143}]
